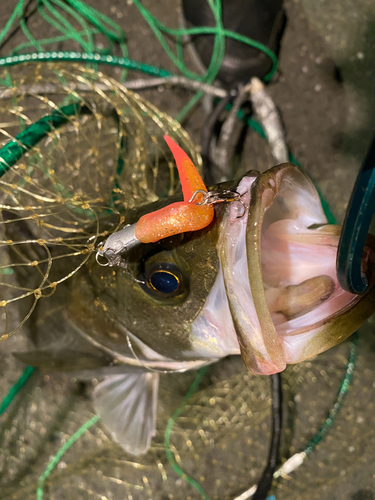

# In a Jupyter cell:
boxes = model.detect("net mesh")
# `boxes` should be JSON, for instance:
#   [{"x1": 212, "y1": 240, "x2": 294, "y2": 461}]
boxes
[
  {"x1": 0, "y1": 63, "x2": 374, "y2": 500},
  {"x1": 0, "y1": 62, "x2": 198, "y2": 341},
  {"x1": 2, "y1": 338, "x2": 375, "y2": 500}
]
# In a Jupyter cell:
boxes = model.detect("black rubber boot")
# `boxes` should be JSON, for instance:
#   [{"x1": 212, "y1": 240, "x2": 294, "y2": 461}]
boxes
[{"x1": 181, "y1": 0, "x2": 286, "y2": 87}]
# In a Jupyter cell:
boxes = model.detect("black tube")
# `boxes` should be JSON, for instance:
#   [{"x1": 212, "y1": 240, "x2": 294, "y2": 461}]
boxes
[{"x1": 253, "y1": 373, "x2": 283, "y2": 500}]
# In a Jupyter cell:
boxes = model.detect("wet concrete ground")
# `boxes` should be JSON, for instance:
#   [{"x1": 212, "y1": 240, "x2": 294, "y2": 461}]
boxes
[{"x1": 0, "y1": 1, "x2": 375, "y2": 499}]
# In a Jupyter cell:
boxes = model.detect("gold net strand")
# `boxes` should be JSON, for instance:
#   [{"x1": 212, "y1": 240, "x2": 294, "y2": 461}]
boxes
[{"x1": 0, "y1": 62, "x2": 200, "y2": 341}]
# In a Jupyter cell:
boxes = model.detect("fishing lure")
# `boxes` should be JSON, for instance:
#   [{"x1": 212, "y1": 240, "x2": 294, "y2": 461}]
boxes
[{"x1": 96, "y1": 135, "x2": 240, "y2": 267}]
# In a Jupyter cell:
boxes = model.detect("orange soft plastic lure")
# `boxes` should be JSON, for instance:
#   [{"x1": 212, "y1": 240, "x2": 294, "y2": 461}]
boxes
[
  {"x1": 96, "y1": 136, "x2": 215, "y2": 267},
  {"x1": 134, "y1": 136, "x2": 214, "y2": 243}
]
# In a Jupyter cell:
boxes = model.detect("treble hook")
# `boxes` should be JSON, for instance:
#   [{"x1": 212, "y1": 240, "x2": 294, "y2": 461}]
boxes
[{"x1": 189, "y1": 188, "x2": 246, "y2": 218}]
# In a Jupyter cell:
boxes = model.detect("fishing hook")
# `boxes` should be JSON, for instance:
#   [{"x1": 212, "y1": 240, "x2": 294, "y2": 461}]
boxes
[{"x1": 189, "y1": 188, "x2": 247, "y2": 218}]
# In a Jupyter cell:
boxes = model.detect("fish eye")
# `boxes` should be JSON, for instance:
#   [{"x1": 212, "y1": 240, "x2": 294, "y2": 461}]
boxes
[
  {"x1": 140, "y1": 262, "x2": 186, "y2": 299},
  {"x1": 149, "y1": 269, "x2": 180, "y2": 293}
]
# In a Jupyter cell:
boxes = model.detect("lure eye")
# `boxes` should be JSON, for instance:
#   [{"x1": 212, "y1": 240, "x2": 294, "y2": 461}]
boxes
[
  {"x1": 140, "y1": 262, "x2": 186, "y2": 299},
  {"x1": 149, "y1": 270, "x2": 180, "y2": 293}
]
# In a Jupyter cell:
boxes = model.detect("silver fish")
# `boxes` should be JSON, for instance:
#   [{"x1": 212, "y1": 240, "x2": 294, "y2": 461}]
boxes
[{"x1": 5, "y1": 163, "x2": 375, "y2": 456}]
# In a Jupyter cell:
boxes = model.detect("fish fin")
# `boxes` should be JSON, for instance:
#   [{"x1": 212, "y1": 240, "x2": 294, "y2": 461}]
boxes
[{"x1": 93, "y1": 372, "x2": 159, "y2": 456}]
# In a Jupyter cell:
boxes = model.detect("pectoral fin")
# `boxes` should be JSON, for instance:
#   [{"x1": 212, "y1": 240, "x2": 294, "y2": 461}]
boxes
[{"x1": 93, "y1": 372, "x2": 159, "y2": 456}]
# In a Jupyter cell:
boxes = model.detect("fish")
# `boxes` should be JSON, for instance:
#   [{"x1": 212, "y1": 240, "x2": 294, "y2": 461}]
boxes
[{"x1": 3, "y1": 140, "x2": 375, "y2": 456}]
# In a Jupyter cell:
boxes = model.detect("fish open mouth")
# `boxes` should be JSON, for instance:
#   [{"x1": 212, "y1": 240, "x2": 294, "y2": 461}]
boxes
[{"x1": 219, "y1": 164, "x2": 375, "y2": 375}]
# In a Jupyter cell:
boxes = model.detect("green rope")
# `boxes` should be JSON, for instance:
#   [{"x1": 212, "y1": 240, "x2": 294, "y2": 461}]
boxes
[
  {"x1": 10, "y1": 0, "x2": 126, "y2": 52},
  {"x1": 0, "y1": 0, "x2": 26, "y2": 47},
  {"x1": 0, "y1": 366, "x2": 35, "y2": 416},
  {"x1": 0, "y1": 0, "x2": 278, "y2": 118},
  {"x1": 36, "y1": 415, "x2": 99, "y2": 500},
  {"x1": 11, "y1": 29, "x2": 102, "y2": 54},
  {"x1": 0, "y1": 102, "x2": 85, "y2": 178},
  {"x1": 3, "y1": 0, "x2": 277, "y2": 82},
  {"x1": 0, "y1": 51, "x2": 171, "y2": 77},
  {"x1": 164, "y1": 367, "x2": 211, "y2": 500},
  {"x1": 19, "y1": 13, "x2": 43, "y2": 52},
  {"x1": 131, "y1": 0, "x2": 277, "y2": 121},
  {"x1": 4, "y1": 0, "x2": 128, "y2": 79},
  {"x1": 131, "y1": 0, "x2": 278, "y2": 83},
  {"x1": 37, "y1": 1, "x2": 96, "y2": 54},
  {"x1": 65, "y1": 0, "x2": 126, "y2": 43},
  {"x1": 132, "y1": 0, "x2": 225, "y2": 82}
]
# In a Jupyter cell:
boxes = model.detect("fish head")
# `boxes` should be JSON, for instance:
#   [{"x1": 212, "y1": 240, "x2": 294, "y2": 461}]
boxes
[
  {"x1": 219, "y1": 163, "x2": 375, "y2": 374},
  {"x1": 68, "y1": 162, "x2": 375, "y2": 374},
  {"x1": 67, "y1": 192, "x2": 239, "y2": 363},
  {"x1": 7, "y1": 157, "x2": 375, "y2": 375}
]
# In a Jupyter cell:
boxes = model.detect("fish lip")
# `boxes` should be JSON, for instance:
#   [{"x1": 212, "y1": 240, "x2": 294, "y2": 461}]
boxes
[
  {"x1": 220, "y1": 164, "x2": 375, "y2": 375},
  {"x1": 220, "y1": 169, "x2": 287, "y2": 375}
]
